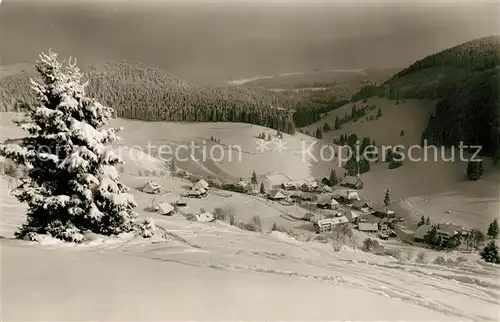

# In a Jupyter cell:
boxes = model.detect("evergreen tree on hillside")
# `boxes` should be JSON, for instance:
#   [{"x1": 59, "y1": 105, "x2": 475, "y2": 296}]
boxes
[
  {"x1": 323, "y1": 123, "x2": 331, "y2": 132},
  {"x1": 315, "y1": 127, "x2": 323, "y2": 139},
  {"x1": 384, "y1": 189, "x2": 391, "y2": 206},
  {"x1": 426, "y1": 216, "x2": 431, "y2": 225},
  {"x1": 400, "y1": 129, "x2": 405, "y2": 137},
  {"x1": 344, "y1": 155, "x2": 359, "y2": 176},
  {"x1": 384, "y1": 148, "x2": 393, "y2": 163},
  {"x1": 259, "y1": 182, "x2": 266, "y2": 194},
  {"x1": 359, "y1": 157, "x2": 370, "y2": 174},
  {"x1": 418, "y1": 215, "x2": 425, "y2": 227},
  {"x1": 376, "y1": 108, "x2": 382, "y2": 118},
  {"x1": 169, "y1": 157, "x2": 177, "y2": 177},
  {"x1": 423, "y1": 226, "x2": 441, "y2": 248},
  {"x1": 0, "y1": 51, "x2": 137, "y2": 242},
  {"x1": 388, "y1": 147, "x2": 404, "y2": 169},
  {"x1": 334, "y1": 116, "x2": 341, "y2": 130},
  {"x1": 487, "y1": 218, "x2": 499, "y2": 239},
  {"x1": 467, "y1": 160, "x2": 484, "y2": 180},
  {"x1": 480, "y1": 241, "x2": 500, "y2": 264},
  {"x1": 251, "y1": 171, "x2": 258, "y2": 186},
  {"x1": 329, "y1": 169, "x2": 338, "y2": 186}
]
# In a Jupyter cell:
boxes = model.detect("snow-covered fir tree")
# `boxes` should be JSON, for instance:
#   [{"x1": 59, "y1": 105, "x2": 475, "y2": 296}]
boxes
[{"x1": 0, "y1": 50, "x2": 137, "y2": 242}]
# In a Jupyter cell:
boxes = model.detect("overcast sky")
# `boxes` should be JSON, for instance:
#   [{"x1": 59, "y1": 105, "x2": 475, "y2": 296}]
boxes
[{"x1": 1, "y1": 0, "x2": 499, "y2": 82}]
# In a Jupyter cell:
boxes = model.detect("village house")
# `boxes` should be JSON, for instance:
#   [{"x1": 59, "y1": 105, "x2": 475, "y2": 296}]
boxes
[
  {"x1": 303, "y1": 212, "x2": 317, "y2": 222},
  {"x1": 340, "y1": 176, "x2": 363, "y2": 190},
  {"x1": 142, "y1": 181, "x2": 161, "y2": 194},
  {"x1": 371, "y1": 206, "x2": 396, "y2": 218},
  {"x1": 352, "y1": 200, "x2": 371, "y2": 213},
  {"x1": 192, "y1": 179, "x2": 209, "y2": 191},
  {"x1": 268, "y1": 189, "x2": 286, "y2": 201},
  {"x1": 196, "y1": 212, "x2": 215, "y2": 222},
  {"x1": 413, "y1": 224, "x2": 461, "y2": 243},
  {"x1": 316, "y1": 185, "x2": 332, "y2": 193},
  {"x1": 157, "y1": 201, "x2": 174, "y2": 216},
  {"x1": 317, "y1": 194, "x2": 340, "y2": 210},
  {"x1": 313, "y1": 216, "x2": 349, "y2": 233},
  {"x1": 301, "y1": 181, "x2": 318, "y2": 192},
  {"x1": 321, "y1": 177, "x2": 330, "y2": 186},
  {"x1": 176, "y1": 198, "x2": 188, "y2": 207},
  {"x1": 281, "y1": 182, "x2": 297, "y2": 191},
  {"x1": 207, "y1": 178, "x2": 223, "y2": 188},
  {"x1": 223, "y1": 180, "x2": 251, "y2": 193},
  {"x1": 343, "y1": 209, "x2": 360, "y2": 222},
  {"x1": 356, "y1": 214, "x2": 381, "y2": 232},
  {"x1": 333, "y1": 190, "x2": 361, "y2": 204}
]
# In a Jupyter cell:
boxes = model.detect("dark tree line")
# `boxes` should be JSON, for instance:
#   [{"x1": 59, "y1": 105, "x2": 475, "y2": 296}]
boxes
[
  {"x1": 0, "y1": 61, "x2": 299, "y2": 134},
  {"x1": 351, "y1": 36, "x2": 500, "y2": 157}
]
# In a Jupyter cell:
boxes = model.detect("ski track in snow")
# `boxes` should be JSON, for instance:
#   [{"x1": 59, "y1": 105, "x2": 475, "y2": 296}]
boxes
[{"x1": 17, "y1": 219, "x2": 496, "y2": 322}]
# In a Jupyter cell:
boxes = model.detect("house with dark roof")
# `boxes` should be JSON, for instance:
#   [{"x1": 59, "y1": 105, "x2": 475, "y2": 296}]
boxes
[
  {"x1": 372, "y1": 206, "x2": 396, "y2": 218},
  {"x1": 413, "y1": 224, "x2": 460, "y2": 243},
  {"x1": 340, "y1": 176, "x2": 363, "y2": 189},
  {"x1": 352, "y1": 200, "x2": 371, "y2": 213},
  {"x1": 301, "y1": 181, "x2": 318, "y2": 192},
  {"x1": 317, "y1": 194, "x2": 340, "y2": 209}
]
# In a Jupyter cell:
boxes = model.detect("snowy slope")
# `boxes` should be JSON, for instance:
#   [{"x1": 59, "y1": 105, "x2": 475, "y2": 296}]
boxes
[{"x1": 1, "y1": 175, "x2": 499, "y2": 321}]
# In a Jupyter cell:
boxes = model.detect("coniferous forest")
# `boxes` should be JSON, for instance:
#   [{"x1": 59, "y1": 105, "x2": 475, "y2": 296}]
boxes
[
  {"x1": 353, "y1": 35, "x2": 500, "y2": 155},
  {"x1": 0, "y1": 61, "x2": 299, "y2": 134}
]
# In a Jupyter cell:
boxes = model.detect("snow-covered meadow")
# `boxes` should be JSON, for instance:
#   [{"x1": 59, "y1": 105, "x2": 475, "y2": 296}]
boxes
[{"x1": 1, "y1": 173, "x2": 500, "y2": 321}]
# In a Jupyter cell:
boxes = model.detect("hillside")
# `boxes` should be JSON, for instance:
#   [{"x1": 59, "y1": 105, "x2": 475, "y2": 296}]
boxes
[
  {"x1": 2, "y1": 111, "x2": 498, "y2": 230},
  {"x1": 353, "y1": 35, "x2": 500, "y2": 155},
  {"x1": 1, "y1": 131, "x2": 499, "y2": 320},
  {"x1": 0, "y1": 61, "x2": 299, "y2": 133}
]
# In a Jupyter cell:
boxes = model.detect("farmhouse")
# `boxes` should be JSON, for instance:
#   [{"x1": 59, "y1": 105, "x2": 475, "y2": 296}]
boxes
[
  {"x1": 281, "y1": 182, "x2": 297, "y2": 191},
  {"x1": 301, "y1": 181, "x2": 318, "y2": 192},
  {"x1": 303, "y1": 212, "x2": 317, "y2": 222},
  {"x1": 157, "y1": 202, "x2": 174, "y2": 216},
  {"x1": 372, "y1": 206, "x2": 396, "y2": 218},
  {"x1": 340, "y1": 176, "x2": 363, "y2": 190},
  {"x1": 333, "y1": 190, "x2": 361, "y2": 204},
  {"x1": 413, "y1": 224, "x2": 460, "y2": 243},
  {"x1": 357, "y1": 214, "x2": 381, "y2": 232},
  {"x1": 192, "y1": 179, "x2": 209, "y2": 191},
  {"x1": 343, "y1": 210, "x2": 360, "y2": 222},
  {"x1": 352, "y1": 200, "x2": 371, "y2": 213},
  {"x1": 268, "y1": 190, "x2": 286, "y2": 200},
  {"x1": 196, "y1": 212, "x2": 215, "y2": 222},
  {"x1": 358, "y1": 222, "x2": 379, "y2": 232},
  {"x1": 187, "y1": 189, "x2": 207, "y2": 198},
  {"x1": 313, "y1": 216, "x2": 349, "y2": 233},
  {"x1": 317, "y1": 195, "x2": 340, "y2": 209},
  {"x1": 261, "y1": 179, "x2": 274, "y2": 191},
  {"x1": 176, "y1": 198, "x2": 188, "y2": 207},
  {"x1": 142, "y1": 181, "x2": 161, "y2": 194},
  {"x1": 316, "y1": 185, "x2": 332, "y2": 193}
]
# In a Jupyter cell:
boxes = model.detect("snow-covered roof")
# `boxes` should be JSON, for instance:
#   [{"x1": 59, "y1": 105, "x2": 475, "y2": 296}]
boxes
[
  {"x1": 193, "y1": 179, "x2": 209, "y2": 190},
  {"x1": 268, "y1": 190, "x2": 285, "y2": 199},
  {"x1": 158, "y1": 202, "x2": 174, "y2": 214},
  {"x1": 196, "y1": 212, "x2": 214, "y2": 222}
]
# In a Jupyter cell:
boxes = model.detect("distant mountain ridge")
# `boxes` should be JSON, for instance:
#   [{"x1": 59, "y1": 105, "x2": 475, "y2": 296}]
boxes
[
  {"x1": 0, "y1": 60, "x2": 299, "y2": 133},
  {"x1": 353, "y1": 35, "x2": 500, "y2": 155}
]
